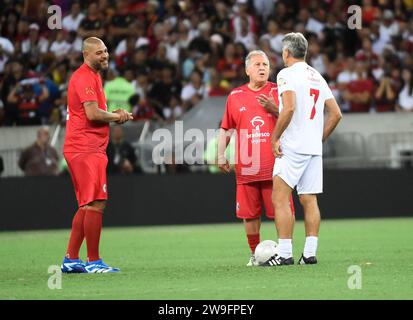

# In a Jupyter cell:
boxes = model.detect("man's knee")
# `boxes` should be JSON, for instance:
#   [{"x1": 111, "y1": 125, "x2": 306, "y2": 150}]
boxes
[
  {"x1": 299, "y1": 194, "x2": 317, "y2": 208},
  {"x1": 272, "y1": 177, "x2": 292, "y2": 205},
  {"x1": 83, "y1": 200, "x2": 106, "y2": 212}
]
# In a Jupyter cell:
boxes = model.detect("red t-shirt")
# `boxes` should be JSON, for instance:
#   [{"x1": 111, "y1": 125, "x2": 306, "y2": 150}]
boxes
[
  {"x1": 64, "y1": 63, "x2": 109, "y2": 154},
  {"x1": 347, "y1": 79, "x2": 374, "y2": 112},
  {"x1": 221, "y1": 82, "x2": 278, "y2": 184}
]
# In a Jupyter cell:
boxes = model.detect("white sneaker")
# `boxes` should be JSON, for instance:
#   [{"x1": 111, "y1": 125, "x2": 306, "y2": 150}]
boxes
[{"x1": 246, "y1": 253, "x2": 258, "y2": 266}]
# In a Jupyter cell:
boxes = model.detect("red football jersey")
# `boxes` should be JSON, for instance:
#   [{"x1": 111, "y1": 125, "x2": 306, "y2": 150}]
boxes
[
  {"x1": 221, "y1": 82, "x2": 278, "y2": 184},
  {"x1": 64, "y1": 63, "x2": 109, "y2": 154}
]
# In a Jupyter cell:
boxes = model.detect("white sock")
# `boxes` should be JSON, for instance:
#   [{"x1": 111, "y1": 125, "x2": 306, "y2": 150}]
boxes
[
  {"x1": 304, "y1": 236, "x2": 318, "y2": 258},
  {"x1": 278, "y1": 239, "x2": 292, "y2": 258}
]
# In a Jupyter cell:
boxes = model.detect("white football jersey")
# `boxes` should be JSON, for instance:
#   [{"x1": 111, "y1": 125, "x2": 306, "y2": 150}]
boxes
[{"x1": 277, "y1": 61, "x2": 334, "y2": 155}]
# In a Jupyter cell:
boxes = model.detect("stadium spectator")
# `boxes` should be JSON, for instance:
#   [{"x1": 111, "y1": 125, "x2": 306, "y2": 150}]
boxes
[
  {"x1": 108, "y1": 0, "x2": 137, "y2": 47},
  {"x1": 104, "y1": 68, "x2": 135, "y2": 112},
  {"x1": 336, "y1": 58, "x2": 357, "y2": 112},
  {"x1": 396, "y1": 68, "x2": 413, "y2": 112},
  {"x1": 0, "y1": 31, "x2": 15, "y2": 74},
  {"x1": 131, "y1": 67, "x2": 150, "y2": 102},
  {"x1": 147, "y1": 64, "x2": 182, "y2": 117},
  {"x1": 355, "y1": 37, "x2": 379, "y2": 71},
  {"x1": 307, "y1": 39, "x2": 328, "y2": 77},
  {"x1": 378, "y1": 10, "x2": 400, "y2": 53},
  {"x1": 62, "y1": 2, "x2": 85, "y2": 32},
  {"x1": 216, "y1": 43, "x2": 243, "y2": 84},
  {"x1": 208, "y1": 69, "x2": 230, "y2": 97},
  {"x1": 231, "y1": 0, "x2": 256, "y2": 40},
  {"x1": 210, "y1": 2, "x2": 231, "y2": 43},
  {"x1": 362, "y1": 0, "x2": 381, "y2": 26},
  {"x1": 260, "y1": 19, "x2": 284, "y2": 55},
  {"x1": 107, "y1": 125, "x2": 139, "y2": 174},
  {"x1": 162, "y1": 94, "x2": 183, "y2": 122},
  {"x1": 7, "y1": 77, "x2": 49, "y2": 125},
  {"x1": 49, "y1": 30, "x2": 72, "y2": 59},
  {"x1": 343, "y1": 61, "x2": 374, "y2": 112},
  {"x1": 181, "y1": 69, "x2": 207, "y2": 110},
  {"x1": 375, "y1": 68, "x2": 398, "y2": 112},
  {"x1": 18, "y1": 126, "x2": 59, "y2": 176},
  {"x1": 77, "y1": 3, "x2": 105, "y2": 39},
  {"x1": 21, "y1": 23, "x2": 48, "y2": 56},
  {"x1": 129, "y1": 93, "x2": 161, "y2": 121}
]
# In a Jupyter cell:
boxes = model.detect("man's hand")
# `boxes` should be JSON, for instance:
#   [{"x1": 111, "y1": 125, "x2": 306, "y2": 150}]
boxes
[
  {"x1": 113, "y1": 109, "x2": 133, "y2": 124},
  {"x1": 272, "y1": 138, "x2": 283, "y2": 158},
  {"x1": 217, "y1": 155, "x2": 231, "y2": 173},
  {"x1": 257, "y1": 93, "x2": 279, "y2": 116}
]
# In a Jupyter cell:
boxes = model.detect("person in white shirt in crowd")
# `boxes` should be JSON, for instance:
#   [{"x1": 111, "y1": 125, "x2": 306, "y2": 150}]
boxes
[
  {"x1": 336, "y1": 57, "x2": 357, "y2": 112},
  {"x1": 49, "y1": 30, "x2": 72, "y2": 59},
  {"x1": 0, "y1": 33, "x2": 14, "y2": 73},
  {"x1": 396, "y1": 68, "x2": 413, "y2": 112},
  {"x1": 181, "y1": 70, "x2": 208, "y2": 110},
  {"x1": 62, "y1": 2, "x2": 85, "y2": 32},
  {"x1": 21, "y1": 23, "x2": 49, "y2": 56},
  {"x1": 260, "y1": 19, "x2": 284, "y2": 55}
]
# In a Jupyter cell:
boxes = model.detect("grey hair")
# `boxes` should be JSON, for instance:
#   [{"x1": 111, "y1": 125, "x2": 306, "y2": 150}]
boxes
[
  {"x1": 245, "y1": 50, "x2": 270, "y2": 69},
  {"x1": 282, "y1": 32, "x2": 308, "y2": 59}
]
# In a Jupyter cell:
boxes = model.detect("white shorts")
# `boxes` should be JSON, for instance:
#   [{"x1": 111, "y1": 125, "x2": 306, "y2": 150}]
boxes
[{"x1": 273, "y1": 149, "x2": 323, "y2": 195}]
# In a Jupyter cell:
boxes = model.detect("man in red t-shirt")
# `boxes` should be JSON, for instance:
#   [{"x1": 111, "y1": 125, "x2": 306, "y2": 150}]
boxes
[
  {"x1": 218, "y1": 50, "x2": 294, "y2": 266},
  {"x1": 343, "y1": 61, "x2": 374, "y2": 112},
  {"x1": 61, "y1": 37, "x2": 133, "y2": 274}
]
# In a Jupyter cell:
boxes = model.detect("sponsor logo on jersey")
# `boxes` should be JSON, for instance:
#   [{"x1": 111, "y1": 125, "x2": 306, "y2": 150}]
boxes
[
  {"x1": 250, "y1": 116, "x2": 265, "y2": 130},
  {"x1": 230, "y1": 89, "x2": 243, "y2": 95},
  {"x1": 85, "y1": 87, "x2": 95, "y2": 95},
  {"x1": 239, "y1": 106, "x2": 246, "y2": 112}
]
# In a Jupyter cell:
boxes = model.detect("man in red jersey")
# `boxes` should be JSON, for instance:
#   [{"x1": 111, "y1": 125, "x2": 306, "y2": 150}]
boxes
[
  {"x1": 218, "y1": 50, "x2": 294, "y2": 266},
  {"x1": 61, "y1": 37, "x2": 133, "y2": 274}
]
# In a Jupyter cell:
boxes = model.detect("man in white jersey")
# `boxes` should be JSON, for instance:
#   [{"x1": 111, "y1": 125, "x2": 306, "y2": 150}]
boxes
[{"x1": 269, "y1": 32, "x2": 342, "y2": 266}]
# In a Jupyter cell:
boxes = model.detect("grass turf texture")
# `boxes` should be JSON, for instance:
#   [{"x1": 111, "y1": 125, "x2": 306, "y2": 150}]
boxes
[{"x1": 1, "y1": 218, "x2": 412, "y2": 300}]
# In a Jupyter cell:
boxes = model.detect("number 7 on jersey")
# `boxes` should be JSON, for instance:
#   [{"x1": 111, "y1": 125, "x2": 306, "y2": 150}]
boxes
[{"x1": 309, "y1": 88, "x2": 320, "y2": 120}]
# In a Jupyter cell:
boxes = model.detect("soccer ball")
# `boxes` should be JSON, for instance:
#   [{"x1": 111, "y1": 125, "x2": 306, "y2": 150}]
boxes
[{"x1": 254, "y1": 240, "x2": 278, "y2": 265}]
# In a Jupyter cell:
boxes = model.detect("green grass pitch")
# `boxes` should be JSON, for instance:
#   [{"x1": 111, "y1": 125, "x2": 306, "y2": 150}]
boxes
[{"x1": 1, "y1": 218, "x2": 412, "y2": 300}]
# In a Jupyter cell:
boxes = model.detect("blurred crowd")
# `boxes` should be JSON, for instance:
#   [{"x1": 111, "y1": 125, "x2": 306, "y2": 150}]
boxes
[{"x1": 1, "y1": 0, "x2": 413, "y2": 129}]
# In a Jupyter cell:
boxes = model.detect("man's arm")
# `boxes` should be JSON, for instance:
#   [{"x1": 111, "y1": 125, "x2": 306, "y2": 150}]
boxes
[
  {"x1": 83, "y1": 101, "x2": 132, "y2": 123},
  {"x1": 271, "y1": 90, "x2": 296, "y2": 157},
  {"x1": 7, "y1": 84, "x2": 20, "y2": 104},
  {"x1": 38, "y1": 85, "x2": 49, "y2": 102},
  {"x1": 18, "y1": 148, "x2": 29, "y2": 171},
  {"x1": 217, "y1": 128, "x2": 232, "y2": 173},
  {"x1": 323, "y1": 98, "x2": 342, "y2": 142}
]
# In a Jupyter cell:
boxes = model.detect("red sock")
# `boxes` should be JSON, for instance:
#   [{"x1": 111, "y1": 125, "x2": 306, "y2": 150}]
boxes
[
  {"x1": 247, "y1": 233, "x2": 260, "y2": 253},
  {"x1": 83, "y1": 208, "x2": 103, "y2": 262},
  {"x1": 66, "y1": 208, "x2": 86, "y2": 259}
]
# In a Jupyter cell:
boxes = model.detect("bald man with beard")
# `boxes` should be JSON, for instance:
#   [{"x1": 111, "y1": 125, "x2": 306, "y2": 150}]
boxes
[{"x1": 61, "y1": 37, "x2": 133, "y2": 274}]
